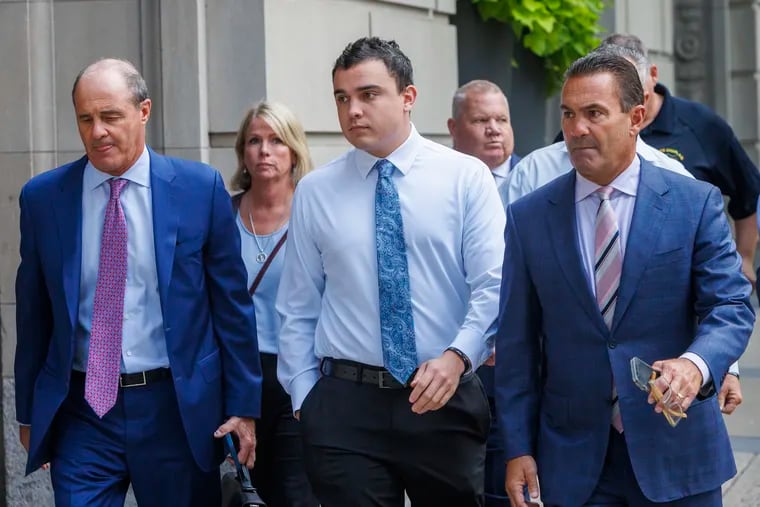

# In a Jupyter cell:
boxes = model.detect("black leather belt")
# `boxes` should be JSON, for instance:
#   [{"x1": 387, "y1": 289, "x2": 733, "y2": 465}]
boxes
[
  {"x1": 321, "y1": 358, "x2": 410, "y2": 389},
  {"x1": 72, "y1": 368, "x2": 172, "y2": 388}
]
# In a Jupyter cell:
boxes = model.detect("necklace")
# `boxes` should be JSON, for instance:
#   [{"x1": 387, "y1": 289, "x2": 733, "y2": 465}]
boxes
[{"x1": 248, "y1": 212, "x2": 270, "y2": 263}]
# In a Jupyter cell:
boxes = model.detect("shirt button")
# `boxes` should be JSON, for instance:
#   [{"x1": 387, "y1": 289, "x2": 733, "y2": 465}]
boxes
[{"x1": 126, "y1": 350, "x2": 133, "y2": 357}]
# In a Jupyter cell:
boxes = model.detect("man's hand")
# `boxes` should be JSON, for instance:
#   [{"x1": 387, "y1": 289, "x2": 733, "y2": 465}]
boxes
[
  {"x1": 505, "y1": 455, "x2": 541, "y2": 507},
  {"x1": 19, "y1": 425, "x2": 30, "y2": 452},
  {"x1": 214, "y1": 416, "x2": 257, "y2": 468},
  {"x1": 18, "y1": 426, "x2": 49, "y2": 471},
  {"x1": 408, "y1": 350, "x2": 465, "y2": 414},
  {"x1": 741, "y1": 257, "x2": 756, "y2": 291},
  {"x1": 733, "y1": 214, "x2": 757, "y2": 291},
  {"x1": 484, "y1": 350, "x2": 496, "y2": 367},
  {"x1": 718, "y1": 374, "x2": 743, "y2": 414},
  {"x1": 649, "y1": 358, "x2": 702, "y2": 412}
]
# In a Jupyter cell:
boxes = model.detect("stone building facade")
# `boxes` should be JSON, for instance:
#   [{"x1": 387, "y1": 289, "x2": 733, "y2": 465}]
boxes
[{"x1": 0, "y1": 0, "x2": 756, "y2": 504}]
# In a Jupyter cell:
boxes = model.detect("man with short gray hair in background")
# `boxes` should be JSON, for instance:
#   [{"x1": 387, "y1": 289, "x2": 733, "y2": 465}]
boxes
[
  {"x1": 448, "y1": 79, "x2": 517, "y2": 506},
  {"x1": 449, "y1": 80, "x2": 520, "y2": 209}
]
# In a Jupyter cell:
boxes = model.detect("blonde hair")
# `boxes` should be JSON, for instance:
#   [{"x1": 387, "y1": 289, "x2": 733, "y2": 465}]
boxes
[{"x1": 231, "y1": 100, "x2": 313, "y2": 191}]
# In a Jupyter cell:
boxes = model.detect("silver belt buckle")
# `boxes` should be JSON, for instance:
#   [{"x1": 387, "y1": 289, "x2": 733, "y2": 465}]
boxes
[{"x1": 120, "y1": 371, "x2": 147, "y2": 388}]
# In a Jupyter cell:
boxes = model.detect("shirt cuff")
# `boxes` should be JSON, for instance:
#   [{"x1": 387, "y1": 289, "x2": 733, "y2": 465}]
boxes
[
  {"x1": 680, "y1": 352, "x2": 710, "y2": 387},
  {"x1": 728, "y1": 361, "x2": 740, "y2": 376},
  {"x1": 288, "y1": 368, "x2": 321, "y2": 413},
  {"x1": 450, "y1": 328, "x2": 490, "y2": 370}
]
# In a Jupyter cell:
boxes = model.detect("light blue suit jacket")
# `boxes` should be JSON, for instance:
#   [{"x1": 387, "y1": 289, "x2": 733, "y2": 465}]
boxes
[
  {"x1": 495, "y1": 158, "x2": 754, "y2": 504},
  {"x1": 15, "y1": 148, "x2": 262, "y2": 474}
]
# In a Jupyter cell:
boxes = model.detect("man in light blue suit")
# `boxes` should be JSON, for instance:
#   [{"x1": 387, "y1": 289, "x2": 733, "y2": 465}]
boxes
[
  {"x1": 14, "y1": 59, "x2": 262, "y2": 506},
  {"x1": 496, "y1": 51, "x2": 753, "y2": 506}
]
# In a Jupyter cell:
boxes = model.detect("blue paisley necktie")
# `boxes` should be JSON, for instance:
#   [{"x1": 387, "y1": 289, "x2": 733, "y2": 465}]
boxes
[{"x1": 374, "y1": 159, "x2": 417, "y2": 384}]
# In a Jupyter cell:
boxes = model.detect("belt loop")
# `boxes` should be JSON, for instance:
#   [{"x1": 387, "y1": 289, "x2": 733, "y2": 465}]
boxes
[{"x1": 355, "y1": 362, "x2": 364, "y2": 384}]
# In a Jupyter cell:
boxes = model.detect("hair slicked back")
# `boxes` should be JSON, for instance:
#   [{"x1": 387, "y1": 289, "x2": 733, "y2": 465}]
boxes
[{"x1": 564, "y1": 51, "x2": 644, "y2": 112}]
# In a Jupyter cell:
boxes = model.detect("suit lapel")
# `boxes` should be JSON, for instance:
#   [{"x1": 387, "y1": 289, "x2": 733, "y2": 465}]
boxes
[
  {"x1": 149, "y1": 149, "x2": 178, "y2": 311},
  {"x1": 612, "y1": 162, "x2": 669, "y2": 331},
  {"x1": 546, "y1": 172, "x2": 609, "y2": 333},
  {"x1": 57, "y1": 157, "x2": 87, "y2": 330}
]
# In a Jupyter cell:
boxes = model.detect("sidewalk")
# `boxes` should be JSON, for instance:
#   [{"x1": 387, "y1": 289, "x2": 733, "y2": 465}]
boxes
[{"x1": 722, "y1": 301, "x2": 760, "y2": 505}]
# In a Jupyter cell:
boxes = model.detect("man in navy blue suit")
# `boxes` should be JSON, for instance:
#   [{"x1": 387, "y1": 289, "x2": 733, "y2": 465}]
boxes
[
  {"x1": 496, "y1": 51, "x2": 753, "y2": 506},
  {"x1": 449, "y1": 79, "x2": 520, "y2": 507},
  {"x1": 14, "y1": 58, "x2": 262, "y2": 506}
]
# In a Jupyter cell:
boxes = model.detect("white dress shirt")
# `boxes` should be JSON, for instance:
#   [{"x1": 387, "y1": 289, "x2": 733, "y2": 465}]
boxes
[
  {"x1": 276, "y1": 125, "x2": 505, "y2": 410},
  {"x1": 75, "y1": 147, "x2": 169, "y2": 373},
  {"x1": 502, "y1": 137, "x2": 693, "y2": 206},
  {"x1": 575, "y1": 156, "x2": 710, "y2": 385}
]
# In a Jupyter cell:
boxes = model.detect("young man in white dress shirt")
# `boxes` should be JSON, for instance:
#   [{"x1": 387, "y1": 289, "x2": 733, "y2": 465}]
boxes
[{"x1": 276, "y1": 37, "x2": 505, "y2": 506}]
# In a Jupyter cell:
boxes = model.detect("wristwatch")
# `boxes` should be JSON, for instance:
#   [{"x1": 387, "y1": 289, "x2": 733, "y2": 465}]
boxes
[{"x1": 445, "y1": 347, "x2": 472, "y2": 375}]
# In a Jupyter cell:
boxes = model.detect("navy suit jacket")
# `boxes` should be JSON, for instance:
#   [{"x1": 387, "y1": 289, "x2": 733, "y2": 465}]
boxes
[
  {"x1": 495, "y1": 158, "x2": 753, "y2": 504},
  {"x1": 15, "y1": 148, "x2": 262, "y2": 474}
]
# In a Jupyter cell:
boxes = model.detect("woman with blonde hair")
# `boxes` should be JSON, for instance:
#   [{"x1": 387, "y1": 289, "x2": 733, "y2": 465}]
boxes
[{"x1": 230, "y1": 100, "x2": 317, "y2": 507}]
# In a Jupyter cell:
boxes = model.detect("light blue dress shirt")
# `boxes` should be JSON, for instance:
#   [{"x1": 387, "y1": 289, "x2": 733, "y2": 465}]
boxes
[
  {"x1": 276, "y1": 125, "x2": 505, "y2": 410},
  {"x1": 237, "y1": 214, "x2": 288, "y2": 355},
  {"x1": 74, "y1": 147, "x2": 169, "y2": 373}
]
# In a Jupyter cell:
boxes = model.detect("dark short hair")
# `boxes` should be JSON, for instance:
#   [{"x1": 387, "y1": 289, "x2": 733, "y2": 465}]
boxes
[
  {"x1": 564, "y1": 50, "x2": 644, "y2": 112},
  {"x1": 72, "y1": 58, "x2": 149, "y2": 108},
  {"x1": 332, "y1": 37, "x2": 413, "y2": 92}
]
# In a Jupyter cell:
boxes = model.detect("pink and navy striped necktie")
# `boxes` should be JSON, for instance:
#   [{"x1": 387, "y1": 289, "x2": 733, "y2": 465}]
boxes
[
  {"x1": 85, "y1": 178, "x2": 129, "y2": 418},
  {"x1": 594, "y1": 186, "x2": 624, "y2": 432}
]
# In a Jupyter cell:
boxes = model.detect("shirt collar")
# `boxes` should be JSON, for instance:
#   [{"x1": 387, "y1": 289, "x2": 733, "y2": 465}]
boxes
[
  {"x1": 575, "y1": 154, "x2": 640, "y2": 203},
  {"x1": 642, "y1": 83, "x2": 676, "y2": 135},
  {"x1": 353, "y1": 123, "x2": 419, "y2": 179},
  {"x1": 490, "y1": 156, "x2": 512, "y2": 180},
  {"x1": 84, "y1": 146, "x2": 151, "y2": 191}
]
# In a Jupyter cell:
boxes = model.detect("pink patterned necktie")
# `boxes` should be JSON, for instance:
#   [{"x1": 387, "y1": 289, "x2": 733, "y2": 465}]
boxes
[
  {"x1": 85, "y1": 178, "x2": 129, "y2": 418},
  {"x1": 594, "y1": 186, "x2": 624, "y2": 433}
]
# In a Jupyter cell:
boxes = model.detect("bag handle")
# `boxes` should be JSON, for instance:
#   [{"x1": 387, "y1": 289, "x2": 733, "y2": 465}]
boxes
[{"x1": 224, "y1": 433, "x2": 254, "y2": 489}]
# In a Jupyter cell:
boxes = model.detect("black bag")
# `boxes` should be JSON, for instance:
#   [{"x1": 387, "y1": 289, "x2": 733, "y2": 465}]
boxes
[{"x1": 221, "y1": 434, "x2": 267, "y2": 507}]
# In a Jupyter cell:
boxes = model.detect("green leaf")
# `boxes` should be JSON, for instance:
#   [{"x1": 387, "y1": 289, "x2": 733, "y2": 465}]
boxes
[
  {"x1": 471, "y1": 0, "x2": 606, "y2": 95},
  {"x1": 522, "y1": 0, "x2": 543, "y2": 12}
]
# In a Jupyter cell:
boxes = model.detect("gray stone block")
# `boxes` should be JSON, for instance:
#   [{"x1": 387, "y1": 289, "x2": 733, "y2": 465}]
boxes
[
  {"x1": 0, "y1": 3, "x2": 31, "y2": 152},
  {"x1": 2, "y1": 304, "x2": 17, "y2": 378},
  {"x1": 729, "y1": 2, "x2": 759, "y2": 72},
  {"x1": 0, "y1": 152, "x2": 32, "y2": 307},
  {"x1": 729, "y1": 75, "x2": 760, "y2": 141},
  {"x1": 52, "y1": 0, "x2": 143, "y2": 153},
  {"x1": 206, "y1": 0, "x2": 266, "y2": 134}
]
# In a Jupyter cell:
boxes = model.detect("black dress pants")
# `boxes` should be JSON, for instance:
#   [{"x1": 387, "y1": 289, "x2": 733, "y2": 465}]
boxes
[
  {"x1": 251, "y1": 353, "x2": 318, "y2": 507},
  {"x1": 299, "y1": 372, "x2": 490, "y2": 507}
]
